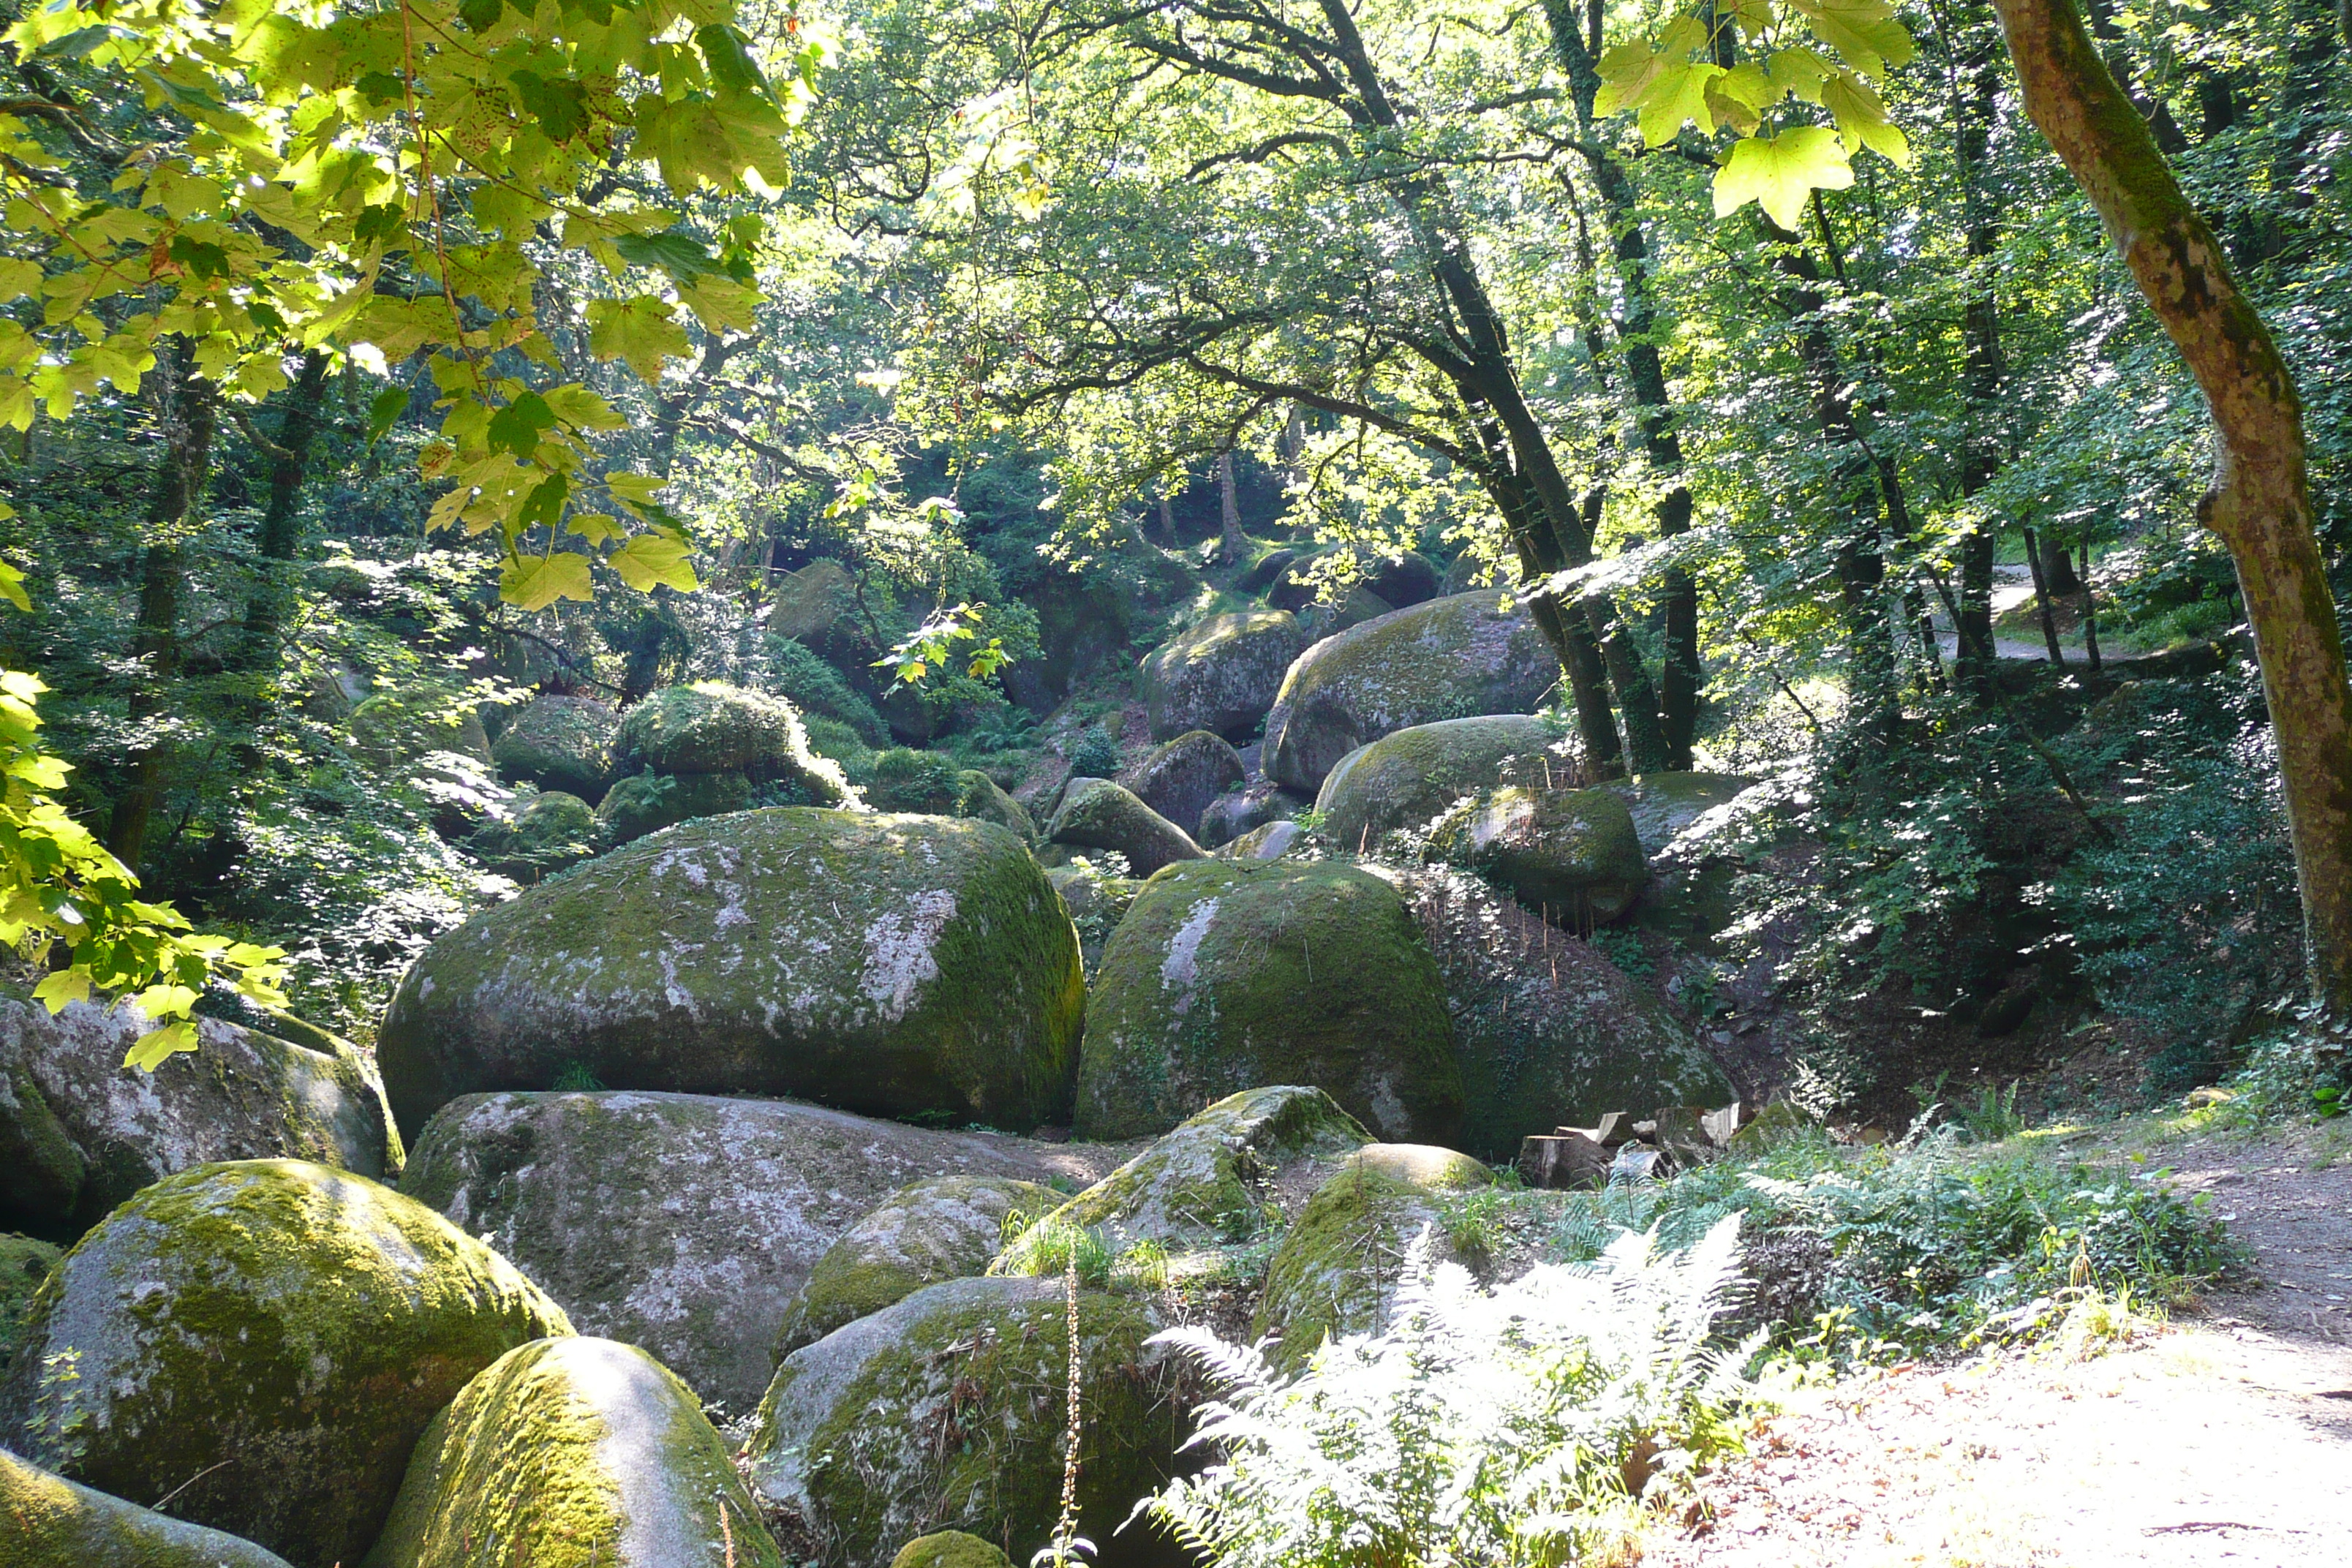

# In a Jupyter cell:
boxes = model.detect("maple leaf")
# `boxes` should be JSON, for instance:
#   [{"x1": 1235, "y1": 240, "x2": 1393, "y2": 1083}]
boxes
[{"x1": 1712, "y1": 127, "x2": 1855, "y2": 230}]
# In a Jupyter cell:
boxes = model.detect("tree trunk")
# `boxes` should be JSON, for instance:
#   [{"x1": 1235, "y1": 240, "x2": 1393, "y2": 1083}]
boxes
[
  {"x1": 233, "y1": 350, "x2": 331, "y2": 673},
  {"x1": 1952, "y1": 30, "x2": 2006, "y2": 693},
  {"x1": 108, "y1": 342, "x2": 219, "y2": 874},
  {"x1": 2022, "y1": 525, "x2": 2067, "y2": 664},
  {"x1": 1992, "y1": 0, "x2": 2352, "y2": 1017},
  {"x1": 1216, "y1": 448, "x2": 1246, "y2": 563},
  {"x1": 2079, "y1": 545, "x2": 2103, "y2": 671}
]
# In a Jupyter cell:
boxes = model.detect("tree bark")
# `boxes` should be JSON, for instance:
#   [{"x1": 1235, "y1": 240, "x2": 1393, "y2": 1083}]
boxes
[
  {"x1": 233, "y1": 350, "x2": 331, "y2": 673},
  {"x1": 1951, "y1": 29, "x2": 2006, "y2": 693},
  {"x1": 1992, "y1": 0, "x2": 2352, "y2": 1017},
  {"x1": 1216, "y1": 448, "x2": 1246, "y2": 563},
  {"x1": 2022, "y1": 524, "x2": 2066, "y2": 664},
  {"x1": 2079, "y1": 544, "x2": 2103, "y2": 671}
]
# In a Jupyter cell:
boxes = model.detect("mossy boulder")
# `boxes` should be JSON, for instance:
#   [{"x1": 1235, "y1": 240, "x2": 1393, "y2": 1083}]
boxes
[
  {"x1": 869, "y1": 751, "x2": 1036, "y2": 843},
  {"x1": 1046, "y1": 863, "x2": 1144, "y2": 975},
  {"x1": 363, "y1": 1336, "x2": 781, "y2": 1568},
  {"x1": 595, "y1": 769, "x2": 754, "y2": 845},
  {"x1": 771, "y1": 557, "x2": 878, "y2": 668},
  {"x1": 1047, "y1": 780, "x2": 1205, "y2": 878},
  {"x1": 1252, "y1": 1161, "x2": 1474, "y2": 1371},
  {"x1": 1073, "y1": 862, "x2": 1463, "y2": 1143},
  {"x1": 745, "y1": 1278, "x2": 1188, "y2": 1568},
  {"x1": 0, "y1": 1158, "x2": 571, "y2": 1567},
  {"x1": 1195, "y1": 780, "x2": 1308, "y2": 849},
  {"x1": 612, "y1": 682, "x2": 854, "y2": 802},
  {"x1": 1426, "y1": 785, "x2": 1648, "y2": 927},
  {"x1": 0, "y1": 1232, "x2": 59, "y2": 1376},
  {"x1": 1221, "y1": 819, "x2": 1302, "y2": 861},
  {"x1": 1000, "y1": 1088, "x2": 1365, "y2": 1266},
  {"x1": 377, "y1": 809, "x2": 1085, "y2": 1139},
  {"x1": 0, "y1": 1447, "x2": 298, "y2": 1567},
  {"x1": 1314, "y1": 715, "x2": 1557, "y2": 850},
  {"x1": 466, "y1": 788, "x2": 600, "y2": 882},
  {"x1": 403, "y1": 1090, "x2": 1068, "y2": 1411},
  {"x1": 1139, "y1": 610, "x2": 1304, "y2": 742},
  {"x1": 1398, "y1": 867, "x2": 1733, "y2": 1158},
  {"x1": 1123, "y1": 731, "x2": 1245, "y2": 842},
  {"x1": 953, "y1": 771, "x2": 1036, "y2": 843},
  {"x1": 891, "y1": 1531, "x2": 1014, "y2": 1568},
  {"x1": 1600, "y1": 772, "x2": 1758, "y2": 856},
  {"x1": 490, "y1": 694, "x2": 618, "y2": 802},
  {"x1": 0, "y1": 996, "x2": 401, "y2": 1242},
  {"x1": 775, "y1": 1175, "x2": 1058, "y2": 1360},
  {"x1": 1340, "y1": 1143, "x2": 1492, "y2": 1191},
  {"x1": 1262, "y1": 591, "x2": 1559, "y2": 793}
]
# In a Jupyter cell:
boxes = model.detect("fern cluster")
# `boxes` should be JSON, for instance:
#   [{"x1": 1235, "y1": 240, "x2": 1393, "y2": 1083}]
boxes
[{"x1": 1138, "y1": 1219, "x2": 1758, "y2": 1567}]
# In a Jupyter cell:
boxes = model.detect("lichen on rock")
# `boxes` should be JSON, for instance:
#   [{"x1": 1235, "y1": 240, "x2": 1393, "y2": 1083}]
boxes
[
  {"x1": 1074, "y1": 860, "x2": 1463, "y2": 1144},
  {"x1": 0, "y1": 1158, "x2": 571, "y2": 1568},
  {"x1": 362, "y1": 1336, "x2": 780, "y2": 1568}
]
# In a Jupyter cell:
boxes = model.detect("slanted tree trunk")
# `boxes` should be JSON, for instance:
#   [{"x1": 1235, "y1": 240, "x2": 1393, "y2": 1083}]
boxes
[
  {"x1": 2022, "y1": 525, "x2": 2067, "y2": 664},
  {"x1": 1993, "y1": 0, "x2": 2352, "y2": 1017}
]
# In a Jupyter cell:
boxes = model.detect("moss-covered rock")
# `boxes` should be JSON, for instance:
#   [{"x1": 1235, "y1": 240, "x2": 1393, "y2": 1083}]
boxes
[
  {"x1": 1396, "y1": 867, "x2": 1733, "y2": 1158},
  {"x1": 1600, "y1": 772, "x2": 1758, "y2": 856},
  {"x1": 0, "y1": 997, "x2": 402, "y2": 1242},
  {"x1": 1195, "y1": 780, "x2": 1309, "y2": 849},
  {"x1": 1047, "y1": 780, "x2": 1205, "y2": 878},
  {"x1": 1074, "y1": 862, "x2": 1462, "y2": 1143},
  {"x1": 1340, "y1": 1143, "x2": 1491, "y2": 1191},
  {"x1": 772, "y1": 558, "x2": 877, "y2": 663},
  {"x1": 0, "y1": 1447, "x2": 298, "y2": 1567},
  {"x1": 612, "y1": 684, "x2": 856, "y2": 803},
  {"x1": 363, "y1": 1336, "x2": 780, "y2": 1568},
  {"x1": 466, "y1": 788, "x2": 600, "y2": 882},
  {"x1": 490, "y1": 694, "x2": 619, "y2": 802},
  {"x1": 0, "y1": 1232, "x2": 59, "y2": 1376},
  {"x1": 0, "y1": 1158, "x2": 570, "y2": 1567},
  {"x1": 377, "y1": 809, "x2": 1085, "y2": 1139},
  {"x1": 868, "y1": 752, "x2": 1036, "y2": 843},
  {"x1": 1139, "y1": 610, "x2": 1304, "y2": 742},
  {"x1": 1046, "y1": 863, "x2": 1143, "y2": 976},
  {"x1": 1221, "y1": 819, "x2": 1302, "y2": 861},
  {"x1": 1123, "y1": 731, "x2": 1245, "y2": 842},
  {"x1": 1000, "y1": 1087, "x2": 1365, "y2": 1264},
  {"x1": 745, "y1": 1278, "x2": 1188, "y2": 1568},
  {"x1": 1426, "y1": 785, "x2": 1648, "y2": 927},
  {"x1": 1262, "y1": 592, "x2": 1560, "y2": 793},
  {"x1": 595, "y1": 769, "x2": 754, "y2": 845},
  {"x1": 775, "y1": 1175, "x2": 1058, "y2": 1360},
  {"x1": 890, "y1": 1531, "x2": 1015, "y2": 1568},
  {"x1": 954, "y1": 771, "x2": 1036, "y2": 843},
  {"x1": 1252, "y1": 1161, "x2": 1470, "y2": 1370},
  {"x1": 403, "y1": 1090, "x2": 1066, "y2": 1409},
  {"x1": 1314, "y1": 715, "x2": 1557, "y2": 850}
]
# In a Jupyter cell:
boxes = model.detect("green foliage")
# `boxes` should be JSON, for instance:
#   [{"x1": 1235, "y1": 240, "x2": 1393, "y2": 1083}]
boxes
[
  {"x1": 1066, "y1": 727, "x2": 1122, "y2": 779},
  {"x1": 1142, "y1": 1219, "x2": 1758, "y2": 1566}
]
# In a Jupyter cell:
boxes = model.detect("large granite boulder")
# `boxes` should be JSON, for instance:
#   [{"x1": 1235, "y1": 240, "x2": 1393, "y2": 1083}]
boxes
[
  {"x1": 377, "y1": 809, "x2": 1085, "y2": 1139},
  {"x1": 1122, "y1": 731, "x2": 1245, "y2": 840},
  {"x1": 1602, "y1": 772, "x2": 1758, "y2": 856},
  {"x1": 1139, "y1": 610, "x2": 1305, "y2": 742},
  {"x1": 0, "y1": 1232, "x2": 59, "y2": 1376},
  {"x1": 1426, "y1": 785, "x2": 1648, "y2": 927},
  {"x1": 0, "y1": 1159, "x2": 570, "y2": 1568},
  {"x1": 464, "y1": 788, "x2": 599, "y2": 882},
  {"x1": 0, "y1": 1447, "x2": 297, "y2": 1568},
  {"x1": 1313, "y1": 715, "x2": 1558, "y2": 851},
  {"x1": 1046, "y1": 780, "x2": 1205, "y2": 878},
  {"x1": 595, "y1": 769, "x2": 754, "y2": 845},
  {"x1": 1398, "y1": 867, "x2": 1733, "y2": 1157},
  {"x1": 1074, "y1": 861, "x2": 1462, "y2": 1144},
  {"x1": 611, "y1": 682, "x2": 854, "y2": 804},
  {"x1": 0, "y1": 997, "x2": 400, "y2": 1241},
  {"x1": 892, "y1": 1533, "x2": 1014, "y2": 1568},
  {"x1": 1262, "y1": 592, "x2": 1561, "y2": 793},
  {"x1": 489, "y1": 693, "x2": 618, "y2": 802},
  {"x1": 998, "y1": 1087, "x2": 1365, "y2": 1268},
  {"x1": 745, "y1": 1278, "x2": 1188, "y2": 1568},
  {"x1": 363, "y1": 1337, "x2": 781, "y2": 1568},
  {"x1": 774, "y1": 1175, "x2": 1058, "y2": 1360},
  {"x1": 1045, "y1": 863, "x2": 1143, "y2": 975},
  {"x1": 1195, "y1": 780, "x2": 1308, "y2": 849},
  {"x1": 868, "y1": 750, "x2": 1037, "y2": 843},
  {"x1": 771, "y1": 557, "x2": 877, "y2": 669},
  {"x1": 348, "y1": 685, "x2": 492, "y2": 768},
  {"x1": 402, "y1": 1091, "x2": 1066, "y2": 1409}
]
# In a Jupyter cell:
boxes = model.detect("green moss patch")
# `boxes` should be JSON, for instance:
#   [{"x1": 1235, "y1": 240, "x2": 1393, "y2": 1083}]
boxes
[{"x1": 0, "y1": 1447, "x2": 298, "y2": 1567}]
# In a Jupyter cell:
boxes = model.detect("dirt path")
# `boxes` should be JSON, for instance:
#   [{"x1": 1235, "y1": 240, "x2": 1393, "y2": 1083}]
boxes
[{"x1": 1646, "y1": 1123, "x2": 2352, "y2": 1567}]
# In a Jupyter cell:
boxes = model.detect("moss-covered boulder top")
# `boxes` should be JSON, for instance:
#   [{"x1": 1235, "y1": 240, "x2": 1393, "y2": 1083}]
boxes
[
  {"x1": 0, "y1": 1158, "x2": 570, "y2": 1568},
  {"x1": 1047, "y1": 779, "x2": 1206, "y2": 878},
  {"x1": 774, "y1": 1173, "x2": 1058, "y2": 1360},
  {"x1": 0, "y1": 995, "x2": 401, "y2": 1242},
  {"x1": 1253, "y1": 1159, "x2": 1474, "y2": 1371},
  {"x1": 1398, "y1": 867, "x2": 1732, "y2": 1156},
  {"x1": 1314, "y1": 715, "x2": 1557, "y2": 850},
  {"x1": 1427, "y1": 784, "x2": 1649, "y2": 927},
  {"x1": 891, "y1": 1531, "x2": 1016, "y2": 1568},
  {"x1": 377, "y1": 808, "x2": 1085, "y2": 1139},
  {"x1": 1074, "y1": 861, "x2": 1463, "y2": 1145},
  {"x1": 747, "y1": 1276, "x2": 1188, "y2": 1568},
  {"x1": 611, "y1": 682, "x2": 855, "y2": 801},
  {"x1": 0, "y1": 1447, "x2": 299, "y2": 1568},
  {"x1": 1341, "y1": 1142, "x2": 1493, "y2": 1191},
  {"x1": 1262, "y1": 591, "x2": 1559, "y2": 794},
  {"x1": 364, "y1": 1336, "x2": 780, "y2": 1568},
  {"x1": 1600, "y1": 770, "x2": 1759, "y2": 855},
  {"x1": 1140, "y1": 608, "x2": 1304, "y2": 742},
  {"x1": 491, "y1": 693, "x2": 619, "y2": 802},
  {"x1": 1002, "y1": 1086, "x2": 1365, "y2": 1265},
  {"x1": 404, "y1": 1090, "x2": 1067, "y2": 1411}
]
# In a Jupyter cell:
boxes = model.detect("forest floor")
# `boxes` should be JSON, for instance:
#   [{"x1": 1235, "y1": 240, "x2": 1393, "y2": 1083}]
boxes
[{"x1": 1646, "y1": 1114, "x2": 2352, "y2": 1567}]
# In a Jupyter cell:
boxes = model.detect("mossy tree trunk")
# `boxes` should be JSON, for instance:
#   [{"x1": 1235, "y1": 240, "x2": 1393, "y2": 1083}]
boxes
[{"x1": 1993, "y1": 0, "x2": 2352, "y2": 1018}]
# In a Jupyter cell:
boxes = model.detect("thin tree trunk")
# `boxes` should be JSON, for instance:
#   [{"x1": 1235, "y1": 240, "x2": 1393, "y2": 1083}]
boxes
[
  {"x1": 108, "y1": 342, "x2": 219, "y2": 874},
  {"x1": 1993, "y1": 0, "x2": 2352, "y2": 1015},
  {"x1": 1216, "y1": 448, "x2": 1245, "y2": 563},
  {"x1": 233, "y1": 350, "x2": 331, "y2": 673},
  {"x1": 2022, "y1": 526, "x2": 2067, "y2": 664},
  {"x1": 1951, "y1": 27, "x2": 2006, "y2": 692},
  {"x1": 2080, "y1": 544, "x2": 2103, "y2": 671}
]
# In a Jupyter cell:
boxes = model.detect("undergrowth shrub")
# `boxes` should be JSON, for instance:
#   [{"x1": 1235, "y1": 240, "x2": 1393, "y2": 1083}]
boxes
[{"x1": 1139, "y1": 1221, "x2": 1758, "y2": 1567}]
